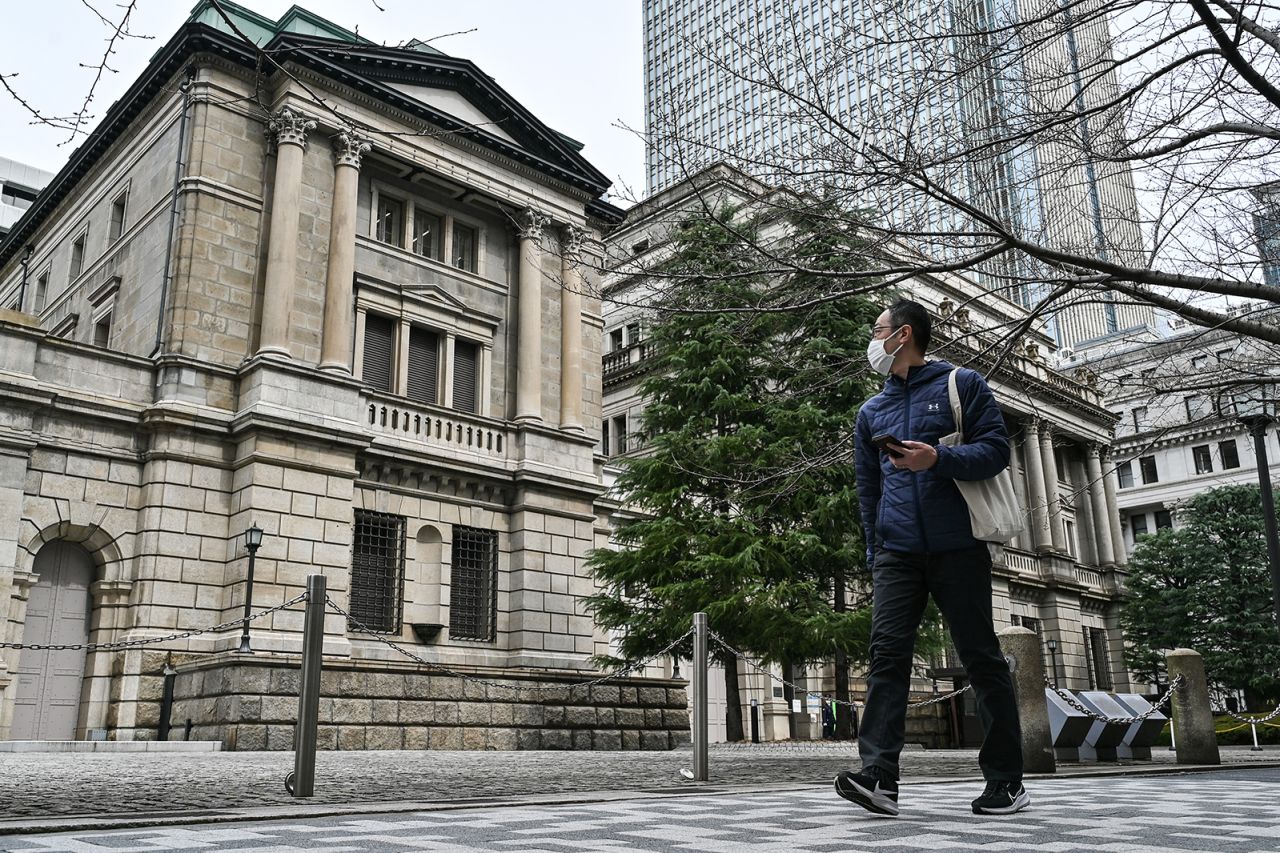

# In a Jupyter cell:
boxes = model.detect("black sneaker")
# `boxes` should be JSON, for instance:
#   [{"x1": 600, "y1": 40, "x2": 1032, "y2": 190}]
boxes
[
  {"x1": 834, "y1": 767, "x2": 900, "y2": 816},
  {"x1": 971, "y1": 780, "x2": 1030, "y2": 815}
]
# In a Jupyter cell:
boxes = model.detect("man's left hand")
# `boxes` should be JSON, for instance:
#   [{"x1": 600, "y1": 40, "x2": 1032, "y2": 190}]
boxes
[{"x1": 888, "y1": 440, "x2": 938, "y2": 472}]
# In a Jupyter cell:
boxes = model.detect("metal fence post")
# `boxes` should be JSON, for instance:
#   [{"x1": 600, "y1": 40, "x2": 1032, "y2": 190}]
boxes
[
  {"x1": 692, "y1": 611, "x2": 709, "y2": 782},
  {"x1": 291, "y1": 574, "x2": 326, "y2": 797}
]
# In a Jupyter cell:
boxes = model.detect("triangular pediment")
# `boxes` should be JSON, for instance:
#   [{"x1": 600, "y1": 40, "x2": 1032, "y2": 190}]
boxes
[{"x1": 384, "y1": 82, "x2": 521, "y2": 146}]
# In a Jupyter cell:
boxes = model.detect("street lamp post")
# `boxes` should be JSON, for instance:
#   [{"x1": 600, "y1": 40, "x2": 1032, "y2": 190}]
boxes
[
  {"x1": 1047, "y1": 638, "x2": 1060, "y2": 686},
  {"x1": 237, "y1": 523, "x2": 265, "y2": 654},
  {"x1": 1234, "y1": 384, "x2": 1280, "y2": 627}
]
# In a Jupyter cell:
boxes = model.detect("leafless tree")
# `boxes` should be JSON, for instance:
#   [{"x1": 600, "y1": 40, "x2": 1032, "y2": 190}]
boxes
[{"x1": 631, "y1": 0, "x2": 1280, "y2": 384}]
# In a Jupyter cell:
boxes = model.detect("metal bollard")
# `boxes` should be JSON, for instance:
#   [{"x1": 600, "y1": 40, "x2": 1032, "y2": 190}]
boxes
[
  {"x1": 692, "y1": 612, "x2": 709, "y2": 782},
  {"x1": 998, "y1": 626, "x2": 1055, "y2": 773},
  {"x1": 1166, "y1": 648, "x2": 1220, "y2": 765},
  {"x1": 291, "y1": 574, "x2": 326, "y2": 797}
]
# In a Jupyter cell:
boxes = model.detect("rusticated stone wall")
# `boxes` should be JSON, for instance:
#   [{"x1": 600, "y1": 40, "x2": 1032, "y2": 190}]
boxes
[{"x1": 168, "y1": 655, "x2": 691, "y2": 751}]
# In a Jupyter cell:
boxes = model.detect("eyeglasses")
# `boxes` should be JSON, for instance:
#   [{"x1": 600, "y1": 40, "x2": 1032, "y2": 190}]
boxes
[{"x1": 871, "y1": 324, "x2": 900, "y2": 337}]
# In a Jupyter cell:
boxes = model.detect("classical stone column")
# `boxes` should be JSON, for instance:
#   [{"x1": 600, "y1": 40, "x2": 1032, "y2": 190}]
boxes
[
  {"x1": 516, "y1": 209, "x2": 549, "y2": 421},
  {"x1": 259, "y1": 107, "x2": 316, "y2": 358},
  {"x1": 1039, "y1": 423, "x2": 1067, "y2": 552},
  {"x1": 1023, "y1": 419, "x2": 1052, "y2": 551},
  {"x1": 559, "y1": 225, "x2": 585, "y2": 431},
  {"x1": 319, "y1": 130, "x2": 369, "y2": 372},
  {"x1": 1101, "y1": 449, "x2": 1127, "y2": 564},
  {"x1": 1085, "y1": 444, "x2": 1117, "y2": 567}
]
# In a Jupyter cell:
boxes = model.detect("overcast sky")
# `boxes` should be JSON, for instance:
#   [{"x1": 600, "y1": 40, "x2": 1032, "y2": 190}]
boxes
[{"x1": 0, "y1": 0, "x2": 646, "y2": 201}]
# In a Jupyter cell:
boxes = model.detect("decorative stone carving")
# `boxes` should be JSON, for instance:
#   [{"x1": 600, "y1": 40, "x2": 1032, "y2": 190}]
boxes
[
  {"x1": 332, "y1": 130, "x2": 371, "y2": 168},
  {"x1": 562, "y1": 224, "x2": 586, "y2": 258},
  {"x1": 266, "y1": 107, "x2": 316, "y2": 148},
  {"x1": 517, "y1": 208, "x2": 550, "y2": 243}
]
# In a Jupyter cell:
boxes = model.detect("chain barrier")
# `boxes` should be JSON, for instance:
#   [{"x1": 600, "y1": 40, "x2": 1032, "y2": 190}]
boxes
[
  {"x1": 707, "y1": 630, "x2": 971, "y2": 712},
  {"x1": 0, "y1": 592, "x2": 309, "y2": 652},
  {"x1": 1222, "y1": 702, "x2": 1280, "y2": 725},
  {"x1": 325, "y1": 594, "x2": 693, "y2": 695},
  {"x1": 1043, "y1": 672, "x2": 1183, "y2": 725}
]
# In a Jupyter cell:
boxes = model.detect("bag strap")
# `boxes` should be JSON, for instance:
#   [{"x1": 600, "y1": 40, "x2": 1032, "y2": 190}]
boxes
[{"x1": 947, "y1": 369, "x2": 964, "y2": 440}]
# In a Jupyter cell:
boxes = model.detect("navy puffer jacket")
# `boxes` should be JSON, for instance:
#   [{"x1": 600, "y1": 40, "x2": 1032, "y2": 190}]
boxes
[{"x1": 855, "y1": 360, "x2": 1010, "y2": 563}]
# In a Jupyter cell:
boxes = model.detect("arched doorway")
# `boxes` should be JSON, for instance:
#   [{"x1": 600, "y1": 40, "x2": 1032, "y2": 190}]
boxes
[{"x1": 10, "y1": 541, "x2": 94, "y2": 740}]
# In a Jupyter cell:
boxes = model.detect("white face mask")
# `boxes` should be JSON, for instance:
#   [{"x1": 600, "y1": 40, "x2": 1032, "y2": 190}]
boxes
[{"x1": 866, "y1": 329, "x2": 903, "y2": 376}]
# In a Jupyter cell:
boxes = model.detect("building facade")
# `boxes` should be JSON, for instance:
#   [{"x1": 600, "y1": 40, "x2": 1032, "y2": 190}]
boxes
[
  {"x1": 0, "y1": 157, "x2": 53, "y2": 243},
  {"x1": 640, "y1": 0, "x2": 1155, "y2": 352},
  {"x1": 0, "y1": 1, "x2": 689, "y2": 750},
  {"x1": 1073, "y1": 312, "x2": 1280, "y2": 556},
  {"x1": 600, "y1": 166, "x2": 1134, "y2": 743}
]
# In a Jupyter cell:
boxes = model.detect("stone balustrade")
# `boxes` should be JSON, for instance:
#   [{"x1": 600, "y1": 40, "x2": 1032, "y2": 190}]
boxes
[{"x1": 364, "y1": 392, "x2": 510, "y2": 460}]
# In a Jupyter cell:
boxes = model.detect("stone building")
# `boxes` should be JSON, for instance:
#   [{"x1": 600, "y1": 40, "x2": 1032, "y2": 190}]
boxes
[
  {"x1": 1070, "y1": 309, "x2": 1280, "y2": 557},
  {"x1": 599, "y1": 166, "x2": 1134, "y2": 743},
  {"x1": 0, "y1": 1, "x2": 689, "y2": 750}
]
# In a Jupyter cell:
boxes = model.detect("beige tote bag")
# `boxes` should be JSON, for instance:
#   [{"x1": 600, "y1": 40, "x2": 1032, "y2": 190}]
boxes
[{"x1": 938, "y1": 369, "x2": 1024, "y2": 543}]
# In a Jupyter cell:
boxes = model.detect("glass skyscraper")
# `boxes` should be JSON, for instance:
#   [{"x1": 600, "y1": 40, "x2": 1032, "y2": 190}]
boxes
[{"x1": 642, "y1": 0, "x2": 1154, "y2": 350}]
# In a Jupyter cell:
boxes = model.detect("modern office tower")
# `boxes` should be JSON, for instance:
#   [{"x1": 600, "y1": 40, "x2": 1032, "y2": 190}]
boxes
[
  {"x1": 0, "y1": 157, "x2": 53, "y2": 243},
  {"x1": 641, "y1": 0, "x2": 1155, "y2": 351}
]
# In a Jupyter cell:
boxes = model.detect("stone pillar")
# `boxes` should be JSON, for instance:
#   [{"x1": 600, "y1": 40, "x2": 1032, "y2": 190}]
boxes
[
  {"x1": 1085, "y1": 444, "x2": 1116, "y2": 567},
  {"x1": 516, "y1": 209, "x2": 549, "y2": 422},
  {"x1": 1166, "y1": 648, "x2": 1220, "y2": 765},
  {"x1": 559, "y1": 225, "x2": 585, "y2": 431},
  {"x1": 1023, "y1": 420, "x2": 1052, "y2": 551},
  {"x1": 259, "y1": 107, "x2": 316, "y2": 358},
  {"x1": 998, "y1": 626, "x2": 1055, "y2": 773},
  {"x1": 1101, "y1": 450, "x2": 1127, "y2": 565},
  {"x1": 319, "y1": 130, "x2": 369, "y2": 372},
  {"x1": 1039, "y1": 424, "x2": 1067, "y2": 552}
]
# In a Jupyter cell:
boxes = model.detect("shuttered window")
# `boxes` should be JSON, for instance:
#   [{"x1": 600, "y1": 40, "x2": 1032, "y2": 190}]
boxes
[
  {"x1": 453, "y1": 340, "x2": 479, "y2": 413},
  {"x1": 449, "y1": 526, "x2": 498, "y2": 641},
  {"x1": 406, "y1": 327, "x2": 439, "y2": 404},
  {"x1": 361, "y1": 314, "x2": 395, "y2": 392},
  {"x1": 350, "y1": 510, "x2": 405, "y2": 633}
]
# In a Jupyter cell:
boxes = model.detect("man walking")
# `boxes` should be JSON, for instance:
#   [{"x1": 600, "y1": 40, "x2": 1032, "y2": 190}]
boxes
[{"x1": 835, "y1": 299, "x2": 1028, "y2": 817}]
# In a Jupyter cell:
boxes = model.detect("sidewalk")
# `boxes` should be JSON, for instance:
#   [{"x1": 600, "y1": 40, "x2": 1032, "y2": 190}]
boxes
[{"x1": 1, "y1": 743, "x2": 1275, "y2": 834}]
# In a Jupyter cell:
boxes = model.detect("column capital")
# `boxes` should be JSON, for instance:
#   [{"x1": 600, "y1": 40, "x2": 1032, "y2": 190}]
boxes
[
  {"x1": 1085, "y1": 441, "x2": 1105, "y2": 459},
  {"x1": 1024, "y1": 416, "x2": 1042, "y2": 434},
  {"x1": 267, "y1": 107, "x2": 317, "y2": 149},
  {"x1": 517, "y1": 208, "x2": 550, "y2": 242},
  {"x1": 561, "y1": 224, "x2": 587, "y2": 257},
  {"x1": 332, "y1": 129, "x2": 371, "y2": 168}
]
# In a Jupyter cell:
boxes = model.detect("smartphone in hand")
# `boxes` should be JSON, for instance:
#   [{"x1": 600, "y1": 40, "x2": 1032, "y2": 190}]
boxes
[{"x1": 871, "y1": 433, "x2": 906, "y2": 459}]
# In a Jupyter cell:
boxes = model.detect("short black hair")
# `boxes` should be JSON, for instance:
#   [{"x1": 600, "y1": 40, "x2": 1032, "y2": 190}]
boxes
[{"x1": 889, "y1": 299, "x2": 931, "y2": 354}]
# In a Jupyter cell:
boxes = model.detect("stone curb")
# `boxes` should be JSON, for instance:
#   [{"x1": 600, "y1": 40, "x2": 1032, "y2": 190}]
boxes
[{"x1": 2, "y1": 760, "x2": 1277, "y2": 837}]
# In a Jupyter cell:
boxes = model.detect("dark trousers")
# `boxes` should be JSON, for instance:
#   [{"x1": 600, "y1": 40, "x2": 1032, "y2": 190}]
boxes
[{"x1": 857, "y1": 545, "x2": 1023, "y2": 782}]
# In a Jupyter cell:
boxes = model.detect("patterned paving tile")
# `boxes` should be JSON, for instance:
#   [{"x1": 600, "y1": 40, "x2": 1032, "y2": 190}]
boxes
[{"x1": 3, "y1": 770, "x2": 1278, "y2": 852}]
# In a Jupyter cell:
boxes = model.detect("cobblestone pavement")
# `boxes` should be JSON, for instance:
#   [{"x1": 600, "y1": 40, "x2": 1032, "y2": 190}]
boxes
[
  {"x1": 3, "y1": 768, "x2": 1279, "y2": 851},
  {"x1": 0, "y1": 744, "x2": 1275, "y2": 825}
]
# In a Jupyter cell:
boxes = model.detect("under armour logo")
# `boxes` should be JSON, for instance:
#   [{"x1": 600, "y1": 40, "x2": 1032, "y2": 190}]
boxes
[{"x1": 927, "y1": 402, "x2": 941, "y2": 412}]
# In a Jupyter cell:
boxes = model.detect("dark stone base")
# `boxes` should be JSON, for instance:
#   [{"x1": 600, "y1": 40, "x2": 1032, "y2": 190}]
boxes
[{"x1": 166, "y1": 653, "x2": 691, "y2": 751}]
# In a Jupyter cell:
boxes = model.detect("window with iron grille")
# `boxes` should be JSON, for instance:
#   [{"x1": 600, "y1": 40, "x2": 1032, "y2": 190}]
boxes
[
  {"x1": 1084, "y1": 626, "x2": 1113, "y2": 690},
  {"x1": 449, "y1": 525, "x2": 498, "y2": 641},
  {"x1": 349, "y1": 510, "x2": 405, "y2": 632}
]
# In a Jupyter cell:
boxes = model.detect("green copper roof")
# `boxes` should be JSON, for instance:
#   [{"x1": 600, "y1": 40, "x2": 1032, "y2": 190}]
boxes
[{"x1": 184, "y1": 0, "x2": 403, "y2": 49}]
